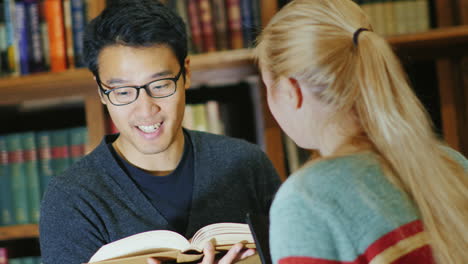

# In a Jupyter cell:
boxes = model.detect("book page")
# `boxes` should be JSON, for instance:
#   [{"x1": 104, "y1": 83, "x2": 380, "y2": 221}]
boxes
[
  {"x1": 189, "y1": 223, "x2": 255, "y2": 251},
  {"x1": 89, "y1": 230, "x2": 191, "y2": 263}
]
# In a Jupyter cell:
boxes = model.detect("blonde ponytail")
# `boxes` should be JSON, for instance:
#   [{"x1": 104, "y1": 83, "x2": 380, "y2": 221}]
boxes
[{"x1": 255, "y1": 0, "x2": 468, "y2": 262}]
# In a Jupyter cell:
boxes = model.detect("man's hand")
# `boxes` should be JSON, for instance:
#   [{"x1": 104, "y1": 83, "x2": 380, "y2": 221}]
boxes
[{"x1": 146, "y1": 242, "x2": 256, "y2": 264}]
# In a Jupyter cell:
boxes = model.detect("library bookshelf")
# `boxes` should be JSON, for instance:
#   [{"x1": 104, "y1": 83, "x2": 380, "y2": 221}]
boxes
[{"x1": 1, "y1": 0, "x2": 468, "y2": 258}]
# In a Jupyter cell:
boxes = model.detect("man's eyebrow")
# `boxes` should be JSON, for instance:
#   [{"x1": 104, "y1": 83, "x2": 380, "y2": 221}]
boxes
[{"x1": 105, "y1": 70, "x2": 174, "y2": 86}]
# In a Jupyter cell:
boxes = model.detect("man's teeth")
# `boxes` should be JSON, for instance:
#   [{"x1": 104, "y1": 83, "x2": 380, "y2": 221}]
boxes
[{"x1": 138, "y1": 123, "x2": 161, "y2": 133}]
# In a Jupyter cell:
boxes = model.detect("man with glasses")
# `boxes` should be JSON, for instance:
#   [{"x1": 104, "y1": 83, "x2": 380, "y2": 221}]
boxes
[{"x1": 39, "y1": 1, "x2": 280, "y2": 264}]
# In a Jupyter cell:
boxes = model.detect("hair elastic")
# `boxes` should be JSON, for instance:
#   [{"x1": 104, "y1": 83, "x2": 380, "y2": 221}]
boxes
[{"x1": 353, "y1": 28, "x2": 369, "y2": 46}]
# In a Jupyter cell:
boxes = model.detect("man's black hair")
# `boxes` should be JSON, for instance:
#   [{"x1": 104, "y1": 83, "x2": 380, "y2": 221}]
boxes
[{"x1": 83, "y1": 0, "x2": 187, "y2": 76}]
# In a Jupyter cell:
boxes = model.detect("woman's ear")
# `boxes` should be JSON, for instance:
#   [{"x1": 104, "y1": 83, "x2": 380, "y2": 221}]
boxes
[{"x1": 287, "y1": 77, "x2": 303, "y2": 109}]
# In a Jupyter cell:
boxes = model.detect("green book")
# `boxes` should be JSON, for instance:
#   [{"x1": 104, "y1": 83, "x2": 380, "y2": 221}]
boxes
[
  {"x1": 6, "y1": 133, "x2": 29, "y2": 225},
  {"x1": 21, "y1": 132, "x2": 41, "y2": 224},
  {"x1": 50, "y1": 129, "x2": 71, "y2": 176},
  {"x1": 68, "y1": 126, "x2": 88, "y2": 165},
  {"x1": 36, "y1": 130, "x2": 54, "y2": 196},
  {"x1": 0, "y1": 135, "x2": 14, "y2": 226}
]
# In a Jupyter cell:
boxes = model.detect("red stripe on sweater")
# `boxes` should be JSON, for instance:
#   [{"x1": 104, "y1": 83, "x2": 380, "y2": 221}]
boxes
[
  {"x1": 366, "y1": 220, "x2": 424, "y2": 260},
  {"x1": 278, "y1": 220, "x2": 433, "y2": 264}
]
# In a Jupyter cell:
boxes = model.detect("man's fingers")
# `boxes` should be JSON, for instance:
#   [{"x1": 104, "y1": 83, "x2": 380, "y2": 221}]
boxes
[
  {"x1": 218, "y1": 243, "x2": 244, "y2": 264},
  {"x1": 200, "y1": 241, "x2": 216, "y2": 264},
  {"x1": 239, "y1": 248, "x2": 256, "y2": 259},
  {"x1": 147, "y1": 258, "x2": 161, "y2": 264}
]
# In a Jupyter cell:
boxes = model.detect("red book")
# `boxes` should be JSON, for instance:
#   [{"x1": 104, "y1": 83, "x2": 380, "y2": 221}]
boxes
[
  {"x1": 196, "y1": 0, "x2": 216, "y2": 52},
  {"x1": 187, "y1": 0, "x2": 204, "y2": 53},
  {"x1": 44, "y1": 0, "x2": 67, "y2": 72},
  {"x1": 226, "y1": 0, "x2": 244, "y2": 49}
]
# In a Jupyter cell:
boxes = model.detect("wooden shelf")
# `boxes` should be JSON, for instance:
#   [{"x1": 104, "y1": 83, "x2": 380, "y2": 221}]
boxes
[
  {"x1": 388, "y1": 25, "x2": 468, "y2": 59},
  {"x1": 0, "y1": 224, "x2": 38, "y2": 241}
]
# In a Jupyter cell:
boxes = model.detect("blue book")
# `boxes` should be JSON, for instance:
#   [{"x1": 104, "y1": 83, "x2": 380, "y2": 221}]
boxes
[
  {"x1": 70, "y1": 0, "x2": 85, "y2": 67},
  {"x1": 0, "y1": 136, "x2": 14, "y2": 226},
  {"x1": 14, "y1": 0, "x2": 29, "y2": 75},
  {"x1": 25, "y1": 0, "x2": 44, "y2": 72},
  {"x1": 240, "y1": 0, "x2": 254, "y2": 48},
  {"x1": 50, "y1": 129, "x2": 71, "y2": 176}
]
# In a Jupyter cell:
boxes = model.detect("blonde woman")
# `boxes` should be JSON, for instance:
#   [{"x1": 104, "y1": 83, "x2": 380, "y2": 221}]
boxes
[{"x1": 255, "y1": 0, "x2": 468, "y2": 263}]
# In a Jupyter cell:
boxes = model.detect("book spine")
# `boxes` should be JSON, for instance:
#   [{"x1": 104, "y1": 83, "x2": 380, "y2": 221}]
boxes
[
  {"x1": 6, "y1": 133, "x2": 30, "y2": 225},
  {"x1": 45, "y1": 0, "x2": 67, "y2": 72},
  {"x1": 14, "y1": 0, "x2": 29, "y2": 75},
  {"x1": 25, "y1": 0, "x2": 45, "y2": 73},
  {"x1": 5, "y1": 0, "x2": 19, "y2": 75},
  {"x1": 70, "y1": 0, "x2": 85, "y2": 67},
  {"x1": 193, "y1": 103, "x2": 209, "y2": 132},
  {"x1": 36, "y1": 131, "x2": 53, "y2": 196},
  {"x1": 183, "y1": 104, "x2": 195, "y2": 130},
  {"x1": 196, "y1": 0, "x2": 216, "y2": 52},
  {"x1": 39, "y1": 0, "x2": 50, "y2": 70},
  {"x1": 0, "y1": 3, "x2": 8, "y2": 75},
  {"x1": 173, "y1": 0, "x2": 194, "y2": 54},
  {"x1": 51, "y1": 129, "x2": 71, "y2": 176},
  {"x1": 205, "y1": 100, "x2": 224, "y2": 135},
  {"x1": 240, "y1": 0, "x2": 253, "y2": 47},
  {"x1": 382, "y1": 0, "x2": 396, "y2": 36},
  {"x1": 69, "y1": 126, "x2": 87, "y2": 164},
  {"x1": 210, "y1": 0, "x2": 228, "y2": 51},
  {"x1": 62, "y1": 0, "x2": 74, "y2": 68},
  {"x1": 226, "y1": 0, "x2": 243, "y2": 49},
  {"x1": 0, "y1": 136, "x2": 14, "y2": 226},
  {"x1": 187, "y1": 0, "x2": 204, "y2": 53},
  {"x1": 21, "y1": 132, "x2": 41, "y2": 224},
  {"x1": 415, "y1": 0, "x2": 430, "y2": 32},
  {"x1": 250, "y1": 0, "x2": 261, "y2": 42}
]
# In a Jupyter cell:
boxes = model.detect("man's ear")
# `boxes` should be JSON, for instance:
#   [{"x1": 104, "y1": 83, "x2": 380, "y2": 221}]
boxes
[
  {"x1": 287, "y1": 77, "x2": 303, "y2": 109},
  {"x1": 183, "y1": 57, "x2": 191, "y2": 90},
  {"x1": 94, "y1": 76, "x2": 107, "y2": 105}
]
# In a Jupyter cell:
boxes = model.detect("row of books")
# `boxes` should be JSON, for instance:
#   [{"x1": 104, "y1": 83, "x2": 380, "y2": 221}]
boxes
[
  {"x1": 164, "y1": 0, "x2": 262, "y2": 53},
  {"x1": 356, "y1": 0, "x2": 431, "y2": 36},
  {"x1": 0, "y1": 126, "x2": 88, "y2": 227},
  {"x1": 0, "y1": 0, "x2": 89, "y2": 77},
  {"x1": 0, "y1": 248, "x2": 41, "y2": 264}
]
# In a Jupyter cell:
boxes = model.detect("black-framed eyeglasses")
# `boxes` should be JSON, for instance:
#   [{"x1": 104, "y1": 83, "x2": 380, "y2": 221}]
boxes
[{"x1": 96, "y1": 68, "x2": 184, "y2": 106}]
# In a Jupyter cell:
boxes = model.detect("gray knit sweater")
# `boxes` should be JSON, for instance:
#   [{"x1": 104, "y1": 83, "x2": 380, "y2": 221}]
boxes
[{"x1": 39, "y1": 130, "x2": 281, "y2": 264}]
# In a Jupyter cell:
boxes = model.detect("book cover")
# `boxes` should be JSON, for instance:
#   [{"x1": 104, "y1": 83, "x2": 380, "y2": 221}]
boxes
[
  {"x1": 44, "y1": 0, "x2": 67, "y2": 72},
  {"x1": 0, "y1": 2, "x2": 9, "y2": 75},
  {"x1": 70, "y1": 0, "x2": 85, "y2": 67},
  {"x1": 21, "y1": 132, "x2": 41, "y2": 224},
  {"x1": 87, "y1": 223, "x2": 255, "y2": 264},
  {"x1": 50, "y1": 129, "x2": 71, "y2": 176},
  {"x1": 36, "y1": 130, "x2": 54, "y2": 196},
  {"x1": 173, "y1": 0, "x2": 194, "y2": 54},
  {"x1": 14, "y1": 0, "x2": 29, "y2": 75},
  {"x1": 5, "y1": 0, "x2": 19, "y2": 75},
  {"x1": 196, "y1": 0, "x2": 216, "y2": 52},
  {"x1": 240, "y1": 0, "x2": 253, "y2": 48},
  {"x1": 226, "y1": 0, "x2": 243, "y2": 49},
  {"x1": 62, "y1": 0, "x2": 75, "y2": 68},
  {"x1": 69, "y1": 126, "x2": 87, "y2": 164},
  {"x1": 25, "y1": 0, "x2": 45, "y2": 73},
  {"x1": 187, "y1": 0, "x2": 204, "y2": 54},
  {"x1": 210, "y1": 0, "x2": 228, "y2": 51},
  {"x1": 6, "y1": 133, "x2": 30, "y2": 225},
  {"x1": 39, "y1": 0, "x2": 50, "y2": 70},
  {"x1": 0, "y1": 136, "x2": 14, "y2": 226}
]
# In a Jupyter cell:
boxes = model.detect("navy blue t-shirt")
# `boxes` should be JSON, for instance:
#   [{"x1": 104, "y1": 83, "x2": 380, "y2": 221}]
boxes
[{"x1": 108, "y1": 132, "x2": 194, "y2": 234}]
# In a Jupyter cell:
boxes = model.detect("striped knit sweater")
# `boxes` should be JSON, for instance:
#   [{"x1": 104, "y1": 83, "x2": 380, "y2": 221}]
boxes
[{"x1": 270, "y1": 150, "x2": 468, "y2": 264}]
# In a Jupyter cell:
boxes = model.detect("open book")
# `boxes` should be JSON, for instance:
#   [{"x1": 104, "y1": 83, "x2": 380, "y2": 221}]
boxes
[{"x1": 86, "y1": 223, "x2": 256, "y2": 264}]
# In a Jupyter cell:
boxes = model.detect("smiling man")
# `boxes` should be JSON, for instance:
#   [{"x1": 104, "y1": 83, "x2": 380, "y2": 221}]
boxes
[{"x1": 38, "y1": 1, "x2": 281, "y2": 264}]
